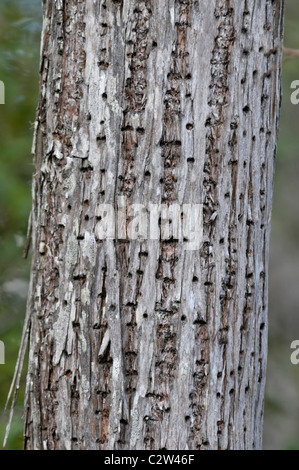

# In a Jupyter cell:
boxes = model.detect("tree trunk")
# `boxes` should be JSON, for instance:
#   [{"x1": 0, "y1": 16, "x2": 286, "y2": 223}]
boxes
[{"x1": 23, "y1": 0, "x2": 284, "y2": 450}]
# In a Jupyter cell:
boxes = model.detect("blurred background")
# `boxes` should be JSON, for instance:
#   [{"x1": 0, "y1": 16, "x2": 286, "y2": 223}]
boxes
[{"x1": 0, "y1": 0, "x2": 298, "y2": 451}]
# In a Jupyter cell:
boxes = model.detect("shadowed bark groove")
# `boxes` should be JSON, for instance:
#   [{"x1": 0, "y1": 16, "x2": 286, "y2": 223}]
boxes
[{"x1": 23, "y1": 0, "x2": 284, "y2": 450}]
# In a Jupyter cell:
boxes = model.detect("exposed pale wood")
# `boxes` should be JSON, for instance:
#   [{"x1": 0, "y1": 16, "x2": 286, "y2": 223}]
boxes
[{"x1": 23, "y1": 0, "x2": 284, "y2": 450}]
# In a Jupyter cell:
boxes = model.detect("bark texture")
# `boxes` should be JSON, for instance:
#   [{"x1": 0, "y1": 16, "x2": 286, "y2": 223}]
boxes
[{"x1": 24, "y1": 0, "x2": 284, "y2": 450}]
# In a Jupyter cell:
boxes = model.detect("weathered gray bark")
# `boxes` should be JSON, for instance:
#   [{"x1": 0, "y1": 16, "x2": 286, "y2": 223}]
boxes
[{"x1": 23, "y1": 0, "x2": 284, "y2": 450}]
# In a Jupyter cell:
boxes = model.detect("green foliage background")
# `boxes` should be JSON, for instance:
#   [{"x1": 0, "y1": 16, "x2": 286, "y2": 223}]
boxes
[
  {"x1": 0, "y1": 0, "x2": 41, "y2": 450},
  {"x1": 0, "y1": 0, "x2": 298, "y2": 450}
]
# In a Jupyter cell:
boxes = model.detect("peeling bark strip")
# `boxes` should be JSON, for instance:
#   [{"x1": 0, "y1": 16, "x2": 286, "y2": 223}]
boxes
[{"x1": 23, "y1": 0, "x2": 284, "y2": 450}]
